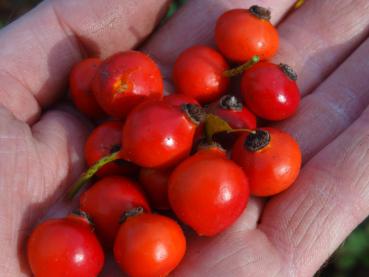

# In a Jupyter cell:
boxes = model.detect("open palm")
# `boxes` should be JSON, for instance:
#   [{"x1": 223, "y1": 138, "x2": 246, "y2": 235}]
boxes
[{"x1": 1, "y1": 0, "x2": 369, "y2": 276}]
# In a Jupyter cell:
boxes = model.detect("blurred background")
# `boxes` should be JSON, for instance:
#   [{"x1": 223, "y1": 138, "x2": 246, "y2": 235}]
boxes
[{"x1": 0, "y1": 0, "x2": 368, "y2": 276}]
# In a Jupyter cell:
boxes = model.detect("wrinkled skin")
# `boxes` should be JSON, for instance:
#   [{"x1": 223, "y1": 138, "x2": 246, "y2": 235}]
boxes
[{"x1": 1, "y1": 0, "x2": 369, "y2": 276}]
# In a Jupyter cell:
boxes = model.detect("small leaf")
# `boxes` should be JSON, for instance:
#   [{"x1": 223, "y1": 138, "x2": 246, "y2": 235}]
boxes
[{"x1": 205, "y1": 114, "x2": 233, "y2": 143}]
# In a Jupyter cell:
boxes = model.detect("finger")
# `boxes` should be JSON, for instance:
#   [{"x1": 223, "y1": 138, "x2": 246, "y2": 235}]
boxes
[
  {"x1": 0, "y1": 106, "x2": 36, "y2": 275},
  {"x1": 174, "y1": 198, "x2": 278, "y2": 277},
  {"x1": 31, "y1": 105, "x2": 90, "y2": 201},
  {"x1": 275, "y1": 0, "x2": 369, "y2": 95},
  {"x1": 142, "y1": 0, "x2": 295, "y2": 78},
  {"x1": 174, "y1": 231, "x2": 280, "y2": 277},
  {"x1": 38, "y1": 107, "x2": 89, "y2": 222},
  {"x1": 276, "y1": 36, "x2": 369, "y2": 163},
  {"x1": 260, "y1": 105, "x2": 369, "y2": 276},
  {"x1": 0, "y1": 0, "x2": 170, "y2": 123}
]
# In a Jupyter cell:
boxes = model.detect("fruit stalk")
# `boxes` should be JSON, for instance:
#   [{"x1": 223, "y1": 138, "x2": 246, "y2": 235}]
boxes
[{"x1": 67, "y1": 151, "x2": 120, "y2": 199}]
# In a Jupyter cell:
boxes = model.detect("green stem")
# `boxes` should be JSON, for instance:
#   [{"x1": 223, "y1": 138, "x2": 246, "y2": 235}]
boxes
[
  {"x1": 223, "y1": 55, "x2": 260, "y2": 77},
  {"x1": 66, "y1": 151, "x2": 120, "y2": 200}
]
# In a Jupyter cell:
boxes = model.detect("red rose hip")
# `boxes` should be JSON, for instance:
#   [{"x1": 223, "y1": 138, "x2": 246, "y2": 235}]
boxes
[
  {"x1": 93, "y1": 51, "x2": 163, "y2": 119},
  {"x1": 215, "y1": 6, "x2": 279, "y2": 62},
  {"x1": 168, "y1": 146, "x2": 249, "y2": 236},
  {"x1": 114, "y1": 212, "x2": 186, "y2": 277},
  {"x1": 173, "y1": 45, "x2": 229, "y2": 103},
  {"x1": 241, "y1": 62, "x2": 300, "y2": 120},
  {"x1": 80, "y1": 176, "x2": 150, "y2": 247},
  {"x1": 70, "y1": 58, "x2": 105, "y2": 119},
  {"x1": 84, "y1": 120, "x2": 138, "y2": 177},
  {"x1": 122, "y1": 100, "x2": 204, "y2": 168},
  {"x1": 164, "y1": 93, "x2": 199, "y2": 108},
  {"x1": 232, "y1": 128, "x2": 301, "y2": 196},
  {"x1": 27, "y1": 212, "x2": 104, "y2": 277}
]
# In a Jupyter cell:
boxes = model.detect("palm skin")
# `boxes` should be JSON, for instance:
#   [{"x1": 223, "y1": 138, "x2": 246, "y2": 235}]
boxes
[{"x1": 1, "y1": 0, "x2": 369, "y2": 276}]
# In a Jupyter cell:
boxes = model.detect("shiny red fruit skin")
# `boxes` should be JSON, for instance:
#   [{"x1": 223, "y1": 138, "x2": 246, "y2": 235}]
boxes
[
  {"x1": 80, "y1": 176, "x2": 150, "y2": 247},
  {"x1": 27, "y1": 214, "x2": 104, "y2": 277},
  {"x1": 93, "y1": 51, "x2": 163, "y2": 119},
  {"x1": 114, "y1": 213, "x2": 186, "y2": 277},
  {"x1": 241, "y1": 62, "x2": 300, "y2": 120},
  {"x1": 232, "y1": 127, "x2": 302, "y2": 196},
  {"x1": 164, "y1": 93, "x2": 199, "y2": 107},
  {"x1": 215, "y1": 9, "x2": 279, "y2": 62},
  {"x1": 84, "y1": 120, "x2": 138, "y2": 177},
  {"x1": 207, "y1": 97, "x2": 257, "y2": 129},
  {"x1": 139, "y1": 167, "x2": 172, "y2": 210},
  {"x1": 70, "y1": 58, "x2": 106, "y2": 119},
  {"x1": 122, "y1": 100, "x2": 198, "y2": 168},
  {"x1": 168, "y1": 147, "x2": 249, "y2": 236},
  {"x1": 173, "y1": 45, "x2": 229, "y2": 103},
  {"x1": 164, "y1": 94, "x2": 204, "y2": 145}
]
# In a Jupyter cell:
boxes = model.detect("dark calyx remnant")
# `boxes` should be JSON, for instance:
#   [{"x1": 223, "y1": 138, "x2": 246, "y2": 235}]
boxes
[
  {"x1": 219, "y1": 95, "x2": 243, "y2": 111},
  {"x1": 110, "y1": 144, "x2": 126, "y2": 166},
  {"x1": 249, "y1": 5, "x2": 271, "y2": 21},
  {"x1": 110, "y1": 144, "x2": 121, "y2": 154},
  {"x1": 72, "y1": 210, "x2": 95, "y2": 227},
  {"x1": 245, "y1": 129, "x2": 271, "y2": 152},
  {"x1": 279, "y1": 63, "x2": 298, "y2": 81},
  {"x1": 119, "y1": 207, "x2": 144, "y2": 224},
  {"x1": 182, "y1": 104, "x2": 206, "y2": 125}
]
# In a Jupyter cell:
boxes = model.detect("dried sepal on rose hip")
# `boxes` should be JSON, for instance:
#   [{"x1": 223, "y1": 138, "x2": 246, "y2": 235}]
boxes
[
  {"x1": 207, "y1": 94, "x2": 257, "y2": 130},
  {"x1": 114, "y1": 208, "x2": 186, "y2": 277},
  {"x1": 232, "y1": 128, "x2": 302, "y2": 196}
]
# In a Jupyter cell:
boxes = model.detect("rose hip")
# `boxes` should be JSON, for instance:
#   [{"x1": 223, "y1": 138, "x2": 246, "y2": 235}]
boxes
[
  {"x1": 70, "y1": 58, "x2": 105, "y2": 119},
  {"x1": 93, "y1": 51, "x2": 163, "y2": 119},
  {"x1": 173, "y1": 45, "x2": 229, "y2": 103},
  {"x1": 241, "y1": 62, "x2": 300, "y2": 121},
  {"x1": 121, "y1": 99, "x2": 204, "y2": 168},
  {"x1": 84, "y1": 120, "x2": 138, "y2": 177},
  {"x1": 168, "y1": 146, "x2": 249, "y2": 236},
  {"x1": 27, "y1": 212, "x2": 104, "y2": 277},
  {"x1": 215, "y1": 6, "x2": 279, "y2": 62},
  {"x1": 114, "y1": 212, "x2": 186, "y2": 277},
  {"x1": 232, "y1": 128, "x2": 301, "y2": 196},
  {"x1": 80, "y1": 176, "x2": 150, "y2": 247}
]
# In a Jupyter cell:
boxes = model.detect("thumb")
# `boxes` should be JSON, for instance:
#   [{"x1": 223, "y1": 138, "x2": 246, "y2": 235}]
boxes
[{"x1": 31, "y1": 105, "x2": 91, "y2": 218}]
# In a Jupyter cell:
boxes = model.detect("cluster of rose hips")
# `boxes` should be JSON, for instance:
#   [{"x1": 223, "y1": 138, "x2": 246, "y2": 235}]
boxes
[{"x1": 27, "y1": 6, "x2": 302, "y2": 277}]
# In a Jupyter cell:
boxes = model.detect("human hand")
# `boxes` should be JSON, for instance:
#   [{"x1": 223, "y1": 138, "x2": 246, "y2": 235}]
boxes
[{"x1": 1, "y1": 0, "x2": 369, "y2": 276}]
